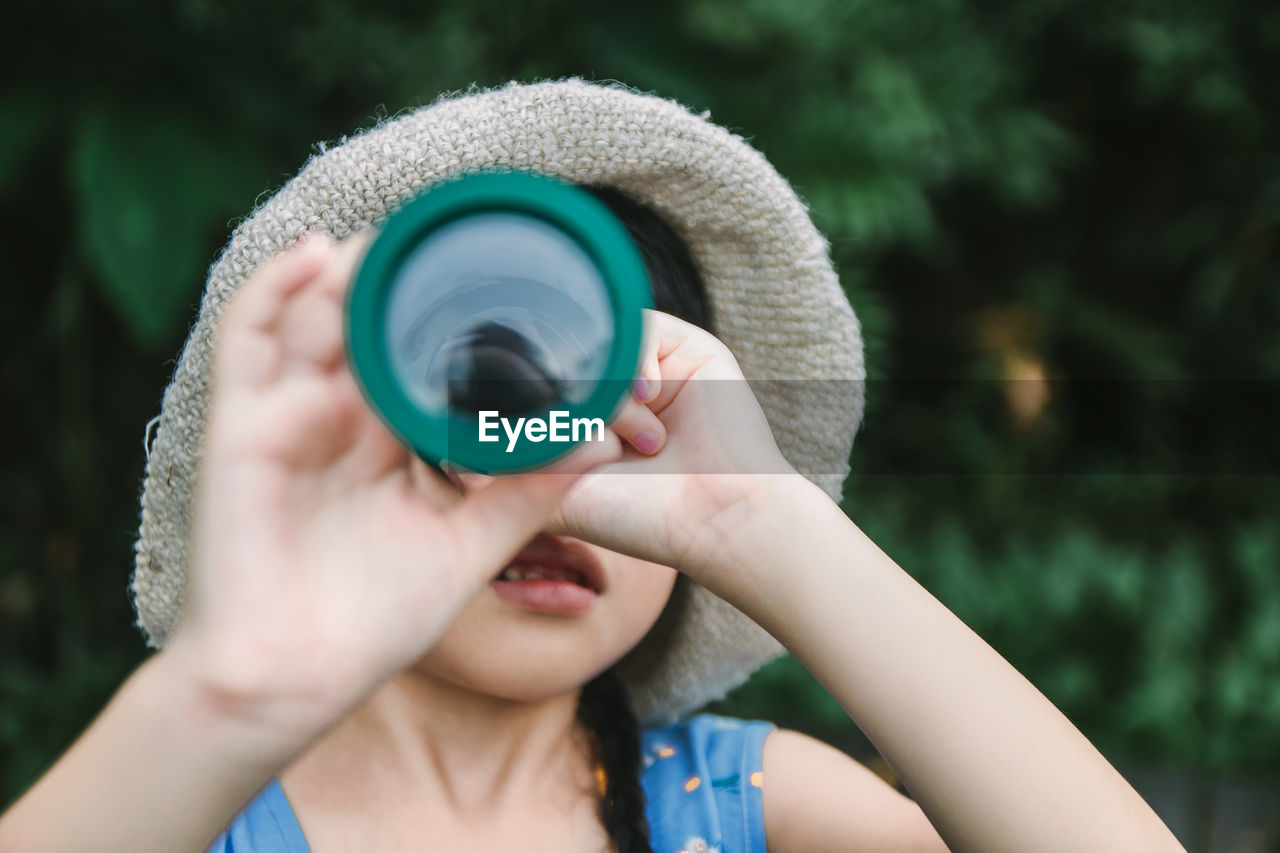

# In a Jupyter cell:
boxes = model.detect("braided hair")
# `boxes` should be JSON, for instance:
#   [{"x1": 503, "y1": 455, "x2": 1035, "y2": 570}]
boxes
[
  {"x1": 577, "y1": 672, "x2": 653, "y2": 853},
  {"x1": 577, "y1": 186, "x2": 712, "y2": 853}
]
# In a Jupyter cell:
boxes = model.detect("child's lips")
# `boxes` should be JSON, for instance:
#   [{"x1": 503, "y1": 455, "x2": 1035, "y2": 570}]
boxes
[
  {"x1": 490, "y1": 575, "x2": 599, "y2": 615},
  {"x1": 489, "y1": 534, "x2": 606, "y2": 615},
  {"x1": 492, "y1": 534, "x2": 606, "y2": 594}
]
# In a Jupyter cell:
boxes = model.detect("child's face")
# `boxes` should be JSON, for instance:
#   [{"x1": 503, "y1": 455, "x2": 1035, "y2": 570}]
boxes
[{"x1": 412, "y1": 532, "x2": 678, "y2": 702}]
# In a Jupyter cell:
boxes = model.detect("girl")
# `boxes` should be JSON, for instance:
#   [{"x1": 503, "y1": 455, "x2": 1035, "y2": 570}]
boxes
[{"x1": 0, "y1": 80, "x2": 1183, "y2": 852}]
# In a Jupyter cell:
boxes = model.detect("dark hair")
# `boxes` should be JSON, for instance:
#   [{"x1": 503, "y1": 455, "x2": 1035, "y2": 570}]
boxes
[
  {"x1": 574, "y1": 185, "x2": 712, "y2": 853},
  {"x1": 586, "y1": 185, "x2": 714, "y2": 335}
]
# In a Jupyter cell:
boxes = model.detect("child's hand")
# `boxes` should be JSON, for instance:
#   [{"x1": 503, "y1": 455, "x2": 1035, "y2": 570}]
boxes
[
  {"x1": 169, "y1": 234, "x2": 620, "y2": 742},
  {"x1": 548, "y1": 310, "x2": 804, "y2": 587}
]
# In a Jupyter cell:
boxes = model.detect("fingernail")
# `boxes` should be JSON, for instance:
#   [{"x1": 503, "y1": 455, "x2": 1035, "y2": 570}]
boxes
[
  {"x1": 633, "y1": 377, "x2": 650, "y2": 401},
  {"x1": 632, "y1": 430, "x2": 660, "y2": 455}
]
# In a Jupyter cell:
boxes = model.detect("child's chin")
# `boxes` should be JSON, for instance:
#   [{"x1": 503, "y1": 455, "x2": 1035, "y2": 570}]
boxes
[{"x1": 410, "y1": 645, "x2": 610, "y2": 705}]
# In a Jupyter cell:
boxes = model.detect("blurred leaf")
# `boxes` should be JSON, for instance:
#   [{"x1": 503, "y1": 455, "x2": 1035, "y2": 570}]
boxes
[
  {"x1": 0, "y1": 90, "x2": 55, "y2": 200},
  {"x1": 68, "y1": 107, "x2": 273, "y2": 349}
]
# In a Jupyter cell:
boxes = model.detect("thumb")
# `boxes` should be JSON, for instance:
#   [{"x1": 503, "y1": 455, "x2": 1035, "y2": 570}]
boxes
[{"x1": 444, "y1": 433, "x2": 622, "y2": 577}]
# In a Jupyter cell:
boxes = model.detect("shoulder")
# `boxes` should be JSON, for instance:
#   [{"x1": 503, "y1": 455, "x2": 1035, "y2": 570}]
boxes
[
  {"x1": 761, "y1": 728, "x2": 949, "y2": 853},
  {"x1": 637, "y1": 714, "x2": 945, "y2": 852}
]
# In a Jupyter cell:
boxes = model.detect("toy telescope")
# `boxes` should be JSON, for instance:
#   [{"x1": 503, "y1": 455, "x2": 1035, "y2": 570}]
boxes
[{"x1": 345, "y1": 171, "x2": 650, "y2": 474}]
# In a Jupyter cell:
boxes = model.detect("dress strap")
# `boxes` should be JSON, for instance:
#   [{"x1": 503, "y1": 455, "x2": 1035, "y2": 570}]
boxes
[
  {"x1": 206, "y1": 778, "x2": 310, "y2": 853},
  {"x1": 641, "y1": 714, "x2": 775, "y2": 853}
]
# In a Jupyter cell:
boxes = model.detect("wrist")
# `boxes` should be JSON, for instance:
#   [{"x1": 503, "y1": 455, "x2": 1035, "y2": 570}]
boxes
[
  {"x1": 159, "y1": 629, "x2": 345, "y2": 761},
  {"x1": 686, "y1": 474, "x2": 847, "y2": 611},
  {"x1": 0, "y1": 649, "x2": 317, "y2": 853}
]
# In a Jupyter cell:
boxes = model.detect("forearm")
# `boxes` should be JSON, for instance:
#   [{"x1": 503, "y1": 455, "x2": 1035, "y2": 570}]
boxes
[
  {"x1": 0, "y1": 644, "x2": 308, "y2": 853},
  {"x1": 715, "y1": 479, "x2": 1183, "y2": 853}
]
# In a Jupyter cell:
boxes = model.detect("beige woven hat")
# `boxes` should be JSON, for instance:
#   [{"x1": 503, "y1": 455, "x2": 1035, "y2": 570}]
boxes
[{"x1": 132, "y1": 78, "x2": 865, "y2": 724}]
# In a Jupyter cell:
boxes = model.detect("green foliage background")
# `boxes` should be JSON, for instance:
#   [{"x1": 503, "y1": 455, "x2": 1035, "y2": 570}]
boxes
[{"x1": 3, "y1": 0, "x2": 1279, "y2": 835}]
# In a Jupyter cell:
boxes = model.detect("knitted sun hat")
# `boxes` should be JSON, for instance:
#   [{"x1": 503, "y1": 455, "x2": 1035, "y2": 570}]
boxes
[{"x1": 132, "y1": 78, "x2": 865, "y2": 725}]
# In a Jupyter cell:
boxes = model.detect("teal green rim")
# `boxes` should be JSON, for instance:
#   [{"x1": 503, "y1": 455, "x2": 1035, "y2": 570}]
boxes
[{"x1": 346, "y1": 170, "x2": 651, "y2": 474}]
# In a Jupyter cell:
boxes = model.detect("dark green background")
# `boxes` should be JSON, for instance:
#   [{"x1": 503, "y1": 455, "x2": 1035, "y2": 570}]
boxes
[{"x1": 3, "y1": 0, "x2": 1278, "y2": 847}]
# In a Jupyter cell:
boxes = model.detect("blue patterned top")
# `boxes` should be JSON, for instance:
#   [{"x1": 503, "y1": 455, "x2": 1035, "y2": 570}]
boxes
[{"x1": 207, "y1": 713, "x2": 774, "y2": 853}]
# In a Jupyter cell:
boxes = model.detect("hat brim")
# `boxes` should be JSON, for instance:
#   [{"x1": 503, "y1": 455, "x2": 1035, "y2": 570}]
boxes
[{"x1": 132, "y1": 78, "x2": 865, "y2": 724}]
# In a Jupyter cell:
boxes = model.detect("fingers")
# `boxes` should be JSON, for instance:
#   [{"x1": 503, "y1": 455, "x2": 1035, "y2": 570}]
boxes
[
  {"x1": 216, "y1": 231, "x2": 376, "y2": 389},
  {"x1": 214, "y1": 235, "x2": 334, "y2": 389},
  {"x1": 445, "y1": 434, "x2": 622, "y2": 577},
  {"x1": 632, "y1": 313, "x2": 663, "y2": 405},
  {"x1": 643, "y1": 310, "x2": 746, "y2": 414},
  {"x1": 226, "y1": 233, "x2": 333, "y2": 337},
  {"x1": 610, "y1": 396, "x2": 666, "y2": 455},
  {"x1": 276, "y1": 276, "x2": 345, "y2": 376},
  {"x1": 616, "y1": 308, "x2": 730, "y2": 453},
  {"x1": 618, "y1": 310, "x2": 681, "y2": 453},
  {"x1": 630, "y1": 308, "x2": 712, "y2": 408},
  {"x1": 315, "y1": 231, "x2": 375, "y2": 302},
  {"x1": 276, "y1": 232, "x2": 373, "y2": 378},
  {"x1": 646, "y1": 308, "x2": 708, "y2": 360}
]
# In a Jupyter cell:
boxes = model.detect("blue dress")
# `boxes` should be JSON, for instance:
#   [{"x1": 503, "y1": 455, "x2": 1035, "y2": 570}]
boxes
[{"x1": 208, "y1": 713, "x2": 774, "y2": 853}]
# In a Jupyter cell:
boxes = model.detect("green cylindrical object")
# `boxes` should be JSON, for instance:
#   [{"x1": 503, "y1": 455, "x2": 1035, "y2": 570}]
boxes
[{"x1": 346, "y1": 171, "x2": 651, "y2": 473}]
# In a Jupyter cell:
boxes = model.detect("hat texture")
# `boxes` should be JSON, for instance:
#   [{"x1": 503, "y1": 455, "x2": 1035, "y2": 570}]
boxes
[{"x1": 132, "y1": 79, "x2": 865, "y2": 724}]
